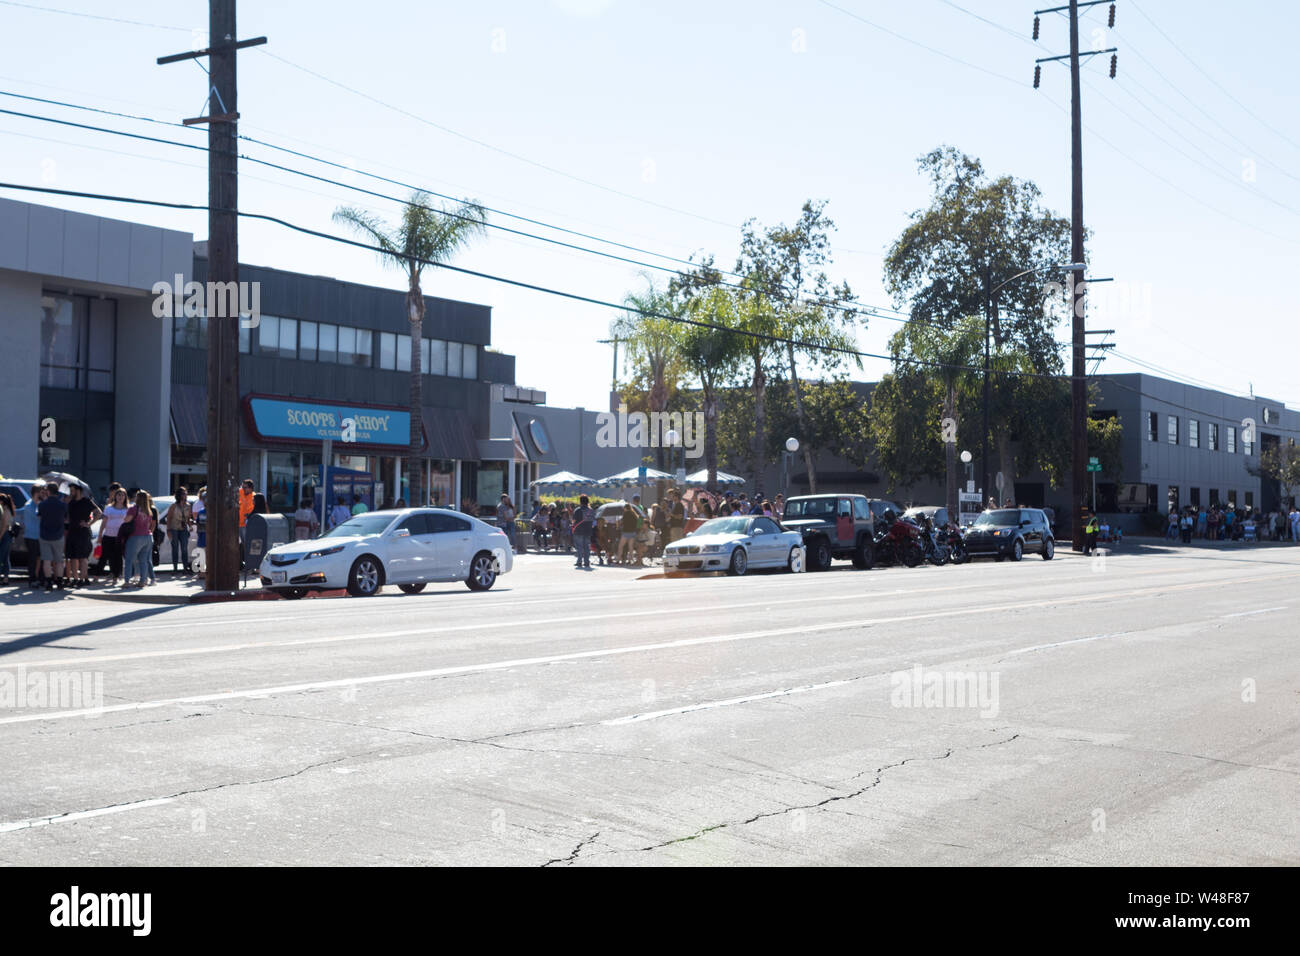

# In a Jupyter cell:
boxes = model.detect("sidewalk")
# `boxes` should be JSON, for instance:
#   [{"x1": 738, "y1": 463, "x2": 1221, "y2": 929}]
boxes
[{"x1": 0, "y1": 570, "x2": 278, "y2": 605}]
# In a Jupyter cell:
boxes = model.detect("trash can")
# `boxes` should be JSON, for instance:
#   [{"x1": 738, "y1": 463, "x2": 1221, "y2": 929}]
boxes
[{"x1": 242, "y1": 513, "x2": 292, "y2": 572}]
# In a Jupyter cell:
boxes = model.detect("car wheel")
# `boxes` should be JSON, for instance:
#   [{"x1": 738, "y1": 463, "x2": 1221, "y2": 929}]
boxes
[
  {"x1": 1041, "y1": 538, "x2": 1055, "y2": 560},
  {"x1": 851, "y1": 537, "x2": 873, "y2": 570},
  {"x1": 1011, "y1": 539, "x2": 1024, "y2": 562},
  {"x1": 346, "y1": 555, "x2": 383, "y2": 596},
  {"x1": 809, "y1": 538, "x2": 832, "y2": 572},
  {"x1": 398, "y1": 582, "x2": 427, "y2": 594},
  {"x1": 466, "y1": 551, "x2": 497, "y2": 591},
  {"x1": 787, "y1": 546, "x2": 805, "y2": 573},
  {"x1": 280, "y1": 587, "x2": 308, "y2": 600},
  {"x1": 727, "y1": 547, "x2": 748, "y2": 576}
]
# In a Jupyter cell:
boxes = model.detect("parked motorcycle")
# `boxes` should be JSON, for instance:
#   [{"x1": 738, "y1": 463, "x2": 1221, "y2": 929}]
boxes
[
  {"x1": 945, "y1": 524, "x2": 968, "y2": 565},
  {"x1": 916, "y1": 515, "x2": 950, "y2": 566},
  {"x1": 873, "y1": 512, "x2": 924, "y2": 568}
]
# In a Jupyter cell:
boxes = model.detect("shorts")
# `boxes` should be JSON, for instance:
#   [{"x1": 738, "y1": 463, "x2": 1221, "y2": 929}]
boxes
[
  {"x1": 39, "y1": 537, "x2": 65, "y2": 562},
  {"x1": 66, "y1": 527, "x2": 93, "y2": 560},
  {"x1": 620, "y1": 531, "x2": 636, "y2": 542}
]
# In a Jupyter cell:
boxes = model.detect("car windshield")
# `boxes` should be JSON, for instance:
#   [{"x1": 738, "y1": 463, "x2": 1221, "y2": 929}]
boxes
[
  {"x1": 782, "y1": 498, "x2": 834, "y2": 518},
  {"x1": 323, "y1": 512, "x2": 394, "y2": 538},
  {"x1": 974, "y1": 509, "x2": 1020, "y2": 527},
  {"x1": 692, "y1": 517, "x2": 751, "y2": 536}
]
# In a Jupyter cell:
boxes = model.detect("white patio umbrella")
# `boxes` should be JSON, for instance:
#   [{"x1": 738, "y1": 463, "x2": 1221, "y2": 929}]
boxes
[
  {"x1": 531, "y1": 470, "x2": 597, "y2": 489},
  {"x1": 682, "y1": 469, "x2": 746, "y2": 487},
  {"x1": 596, "y1": 466, "x2": 672, "y2": 488}
]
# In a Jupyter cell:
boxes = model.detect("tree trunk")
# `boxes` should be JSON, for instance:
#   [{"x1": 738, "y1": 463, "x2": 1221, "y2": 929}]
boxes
[
  {"x1": 785, "y1": 342, "x2": 815, "y2": 492},
  {"x1": 751, "y1": 358, "x2": 766, "y2": 497},
  {"x1": 944, "y1": 387, "x2": 958, "y2": 518},
  {"x1": 650, "y1": 362, "x2": 667, "y2": 472},
  {"x1": 704, "y1": 389, "x2": 719, "y2": 493},
  {"x1": 408, "y1": 272, "x2": 424, "y2": 505},
  {"x1": 996, "y1": 429, "x2": 1016, "y2": 506}
]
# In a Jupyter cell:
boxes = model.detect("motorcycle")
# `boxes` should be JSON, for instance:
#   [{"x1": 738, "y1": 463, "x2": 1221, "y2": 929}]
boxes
[
  {"x1": 944, "y1": 524, "x2": 968, "y2": 565},
  {"x1": 917, "y1": 515, "x2": 950, "y2": 566},
  {"x1": 873, "y1": 514, "x2": 924, "y2": 568}
]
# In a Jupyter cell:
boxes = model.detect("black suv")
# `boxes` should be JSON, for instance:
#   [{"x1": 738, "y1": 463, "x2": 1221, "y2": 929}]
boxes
[
  {"x1": 964, "y1": 507, "x2": 1055, "y2": 561},
  {"x1": 780, "y1": 494, "x2": 877, "y2": 571}
]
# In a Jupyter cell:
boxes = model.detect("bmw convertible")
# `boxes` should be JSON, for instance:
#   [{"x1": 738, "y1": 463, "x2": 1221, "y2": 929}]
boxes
[{"x1": 662, "y1": 515, "x2": 805, "y2": 576}]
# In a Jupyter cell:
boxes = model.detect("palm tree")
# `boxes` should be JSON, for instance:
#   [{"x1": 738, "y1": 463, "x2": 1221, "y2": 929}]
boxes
[
  {"x1": 611, "y1": 276, "x2": 681, "y2": 468},
  {"x1": 333, "y1": 192, "x2": 486, "y2": 502}
]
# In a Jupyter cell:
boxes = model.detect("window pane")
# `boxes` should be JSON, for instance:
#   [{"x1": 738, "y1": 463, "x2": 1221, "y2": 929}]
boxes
[
  {"x1": 1227, "y1": 426, "x2": 1236, "y2": 453},
  {"x1": 421, "y1": 337, "x2": 430, "y2": 372},
  {"x1": 1167, "y1": 415, "x2": 1177, "y2": 444},
  {"x1": 318, "y1": 323, "x2": 337, "y2": 363},
  {"x1": 353, "y1": 329, "x2": 372, "y2": 367},
  {"x1": 87, "y1": 298, "x2": 115, "y2": 391},
  {"x1": 379, "y1": 332, "x2": 396, "y2": 370},
  {"x1": 278, "y1": 317, "x2": 298, "y2": 359},
  {"x1": 462, "y1": 344, "x2": 477, "y2": 379},
  {"x1": 300, "y1": 320, "x2": 317, "y2": 361},
  {"x1": 239, "y1": 321, "x2": 251, "y2": 353},
  {"x1": 258, "y1": 315, "x2": 280, "y2": 356},
  {"x1": 397, "y1": 334, "x2": 411, "y2": 372},
  {"x1": 428, "y1": 339, "x2": 446, "y2": 375},
  {"x1": 40, "y1": 295, "x2": 81, "y2": 388},
  {"x1": 447, "y1": 341, "x2": 462, "y2": 378}
]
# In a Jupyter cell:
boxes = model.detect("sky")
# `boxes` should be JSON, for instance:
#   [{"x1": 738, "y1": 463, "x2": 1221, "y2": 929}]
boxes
[{"x1": 1, "y1": 0, "x2": 1297, "y2": 411}]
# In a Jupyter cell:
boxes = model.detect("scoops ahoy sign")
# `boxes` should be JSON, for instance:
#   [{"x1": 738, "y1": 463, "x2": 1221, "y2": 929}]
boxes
[{"x1": 244, "y1": 395, "x2": 419, "y2": 450}]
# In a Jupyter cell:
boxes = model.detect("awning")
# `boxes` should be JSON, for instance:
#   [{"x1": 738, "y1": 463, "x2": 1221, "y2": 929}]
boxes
[
  {"x1": 510, "y1": 410, "x2": 558, "y2": 464},
  {"x1": 422, "y1": 407, "x2": 480, "y2": 461},
  {"x1": 170, "y1": 383, "x2": 207, "y2": 446}
]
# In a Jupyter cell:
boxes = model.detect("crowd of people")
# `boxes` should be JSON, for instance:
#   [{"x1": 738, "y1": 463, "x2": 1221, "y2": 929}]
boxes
[{"x1": 1166, "y1": 504, "x2": 1300, "y2": 544}]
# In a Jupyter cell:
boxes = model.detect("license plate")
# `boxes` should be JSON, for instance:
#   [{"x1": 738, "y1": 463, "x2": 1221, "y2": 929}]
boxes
[
  {"x1": 664, "y1": 556, "x2": 678, "y2": 566},
  {"x1": 271, "y1": 571, "x2": 287, "y2": 584}
]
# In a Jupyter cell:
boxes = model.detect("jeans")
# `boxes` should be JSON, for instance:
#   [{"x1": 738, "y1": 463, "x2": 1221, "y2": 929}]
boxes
[
  {"x1": 502, "y1": 523, "x2": 516, "y2": 552},
  {"x1": 102, "y1": 535, "x2": 124, "y2": 579},
  {"x1": 0, "y1": 529, "x2": 11, "y2": 577},
  {"x1": 125, "y1": 535, "x2": 154, "y2": 583},
  {"x1": 573, "y1": 533, "x2": 591, "y2": 568},
  {"x1": 170, "y1": 529, "x2": 191, "y2": 570}
]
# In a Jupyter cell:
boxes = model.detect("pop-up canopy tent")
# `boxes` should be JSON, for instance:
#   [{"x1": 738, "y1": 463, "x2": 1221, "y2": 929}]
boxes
[
  {"x1": 531, "y1": 470, "x2": 597, "y2": 489},
  {"x1": 682, "y1": 469, "x2": 746, "y2": 487},
  {"x1": 596, "y1": 466, "x2": 672, "y2": 488}
]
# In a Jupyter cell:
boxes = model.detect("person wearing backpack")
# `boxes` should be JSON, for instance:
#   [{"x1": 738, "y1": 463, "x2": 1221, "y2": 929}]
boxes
[{"x1": 571, "y1": 495, "x2": 594, "y2": 570}]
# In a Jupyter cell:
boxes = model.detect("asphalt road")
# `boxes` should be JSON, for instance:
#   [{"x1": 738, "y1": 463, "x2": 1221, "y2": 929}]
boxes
[{"x1": 1, "y1": 542, "x2": 1297, "y2": 866}]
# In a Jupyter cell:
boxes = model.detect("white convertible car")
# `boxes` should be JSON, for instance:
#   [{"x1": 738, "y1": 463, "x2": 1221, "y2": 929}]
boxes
[
  {"x1": 662, "y1": 515, "x2": 805, "y2": 576},
  {"x1": 259, "y1": 507, "x2": 513, "y2": 598}
]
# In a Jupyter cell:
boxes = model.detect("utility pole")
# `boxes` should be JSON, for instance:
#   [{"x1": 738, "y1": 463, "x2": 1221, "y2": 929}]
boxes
[
  {"x1": 1033, "y1": 0, "x2": 1117, "y2": 549},
  {"x1": 597, "y1": 336, "x2": 622, "y2": 413},
  {"x1": 159, "y1": 1, "x2": 266, "y2": 592}
]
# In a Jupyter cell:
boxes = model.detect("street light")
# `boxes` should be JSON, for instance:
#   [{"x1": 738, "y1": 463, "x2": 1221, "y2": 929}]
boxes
[
  {"x1": 665, "y1": 428, "x2": 681, "y2": 486},
  {"x1": 782, "y1": 437, "x2": 800, "y2": 498},
  {"x1": 980, "y1": 262, "x2": 1086, "y2": 514}
]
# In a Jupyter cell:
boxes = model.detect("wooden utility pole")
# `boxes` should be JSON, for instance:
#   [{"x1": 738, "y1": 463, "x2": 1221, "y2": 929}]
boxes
[
  {"x1": 159, "y1": 1, "x2": 265, "y2": 592},
  {"x1": 1033, "y1": 0, "x2": 1117, "y2": 549}
]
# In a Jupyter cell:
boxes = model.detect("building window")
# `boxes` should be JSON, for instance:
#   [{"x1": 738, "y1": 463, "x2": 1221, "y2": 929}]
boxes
[
  {"x1": 428, "y1": 339, "x2": 447, "y2": 376},
  {"x1": 397, "y1": 334, "x2": 411, "y2": 373},
  {"x1": 1245, "y1": 491, "x2": 1254, "y2": 508},
  {"x1": 1210, "y1": 488, "x2": 1220, "y2": 507},
  {"x1": 40, "y1": 293, "x2": 115, "y2": 392},
  {"x1": 1227, "y1": 426, "x2": 1236, "y2": 454},
  {"x1": 462, "y1": 345, "x2": 477, "y2": 379},
  {"x1": 174, "y1": 313, "x2": 206, "y2": 348},
  {"x1": 1190, "y1": 487, "x2": 1200, "y2": 507},
  {"x1": 1146, "y1": 411, "x2": 1158, "y2": 442},
  {"x1": 1189, "y1": 419, "x2": 1199, "y2": 448},
  {"x1": 1208, "y1": 423, "x2": 1219, "y2": 451},
  {"x1": 318, "y1": 323, "x2": 337, "y2": 363},
  {"x1": 300, "y1": 320, "x2": 318, "y2": 362},
  {"x1": 1167, "y1": 415, "x2": 1178, "y2": 444},
  {"x1": 1243, "y1": 429, "x2": 1254, "y2": 456},
  {"x1": 336, "y1": 327, "x2": 372, "y2": 367},
  {"x1": 379, "y1": 332, "x2": 397, "y2": 370},
  {"x1": 447, "y1": 341, "x2": 463, "y2": 378}
]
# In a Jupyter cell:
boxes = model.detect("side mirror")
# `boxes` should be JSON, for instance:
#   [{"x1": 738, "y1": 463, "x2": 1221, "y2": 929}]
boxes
[{"x1": 392, "y1": 527, "x2": 411, "y2": 538}]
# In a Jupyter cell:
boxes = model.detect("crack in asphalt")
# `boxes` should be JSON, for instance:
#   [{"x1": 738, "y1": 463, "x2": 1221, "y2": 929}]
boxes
[
  {"x1": 634, "y1": 733, "x2": 1023, "y2": 855},
  {"x1": 540, "y1": 831, "x2": 602, "y2": 867}
]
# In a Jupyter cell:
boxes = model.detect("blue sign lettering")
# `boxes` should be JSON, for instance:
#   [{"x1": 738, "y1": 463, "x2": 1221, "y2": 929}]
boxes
[{"x1": 248, "y1": 398, "x2": 410, "y2": 446}]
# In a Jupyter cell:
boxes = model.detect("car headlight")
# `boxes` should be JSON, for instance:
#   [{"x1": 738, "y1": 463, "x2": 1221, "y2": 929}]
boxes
[
  {"x1": 304, "y1": 544, "x2": 345, "y2": 560},
  {"x1": 701, "y1": 544, "x2": 724, "y2": 553},
  {"x1": 994, "y1": 529, "x2": 1009, "y2": 536}
]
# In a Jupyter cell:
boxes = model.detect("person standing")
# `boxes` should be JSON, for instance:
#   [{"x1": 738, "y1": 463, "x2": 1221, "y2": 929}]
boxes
[
  {"x1": 123, "y1": 491, "x2": 157, "y2": 587},
  {"x1": 37, "y1": 481, "x2": 69, "y2": 591},
  {"x1": 351, "y1": 493, "x2": 368, "y2": 516},
  {"x1": 100, "y1": 487, "x2": 130, "y2": 585},
  {"x1": 329, "y1": 496, "x2": 351, "y2": 529},
  {"x1": 193, "y1": 486, "x2": 207, "y2": 551},
  {"x1": 1083, "y1": 511, "x2": 1100, "y2": 556},
  {"x1": 21, "y1": 484, "x2": 43, "y2": 586},
  {"x1": 617, "y1": 502, "x2": 639, "y2": 565},
  {"x1": 64, "y1": 484, "x2": 100, "y2": 587},
  {"x1": 498, "y1": 494, "x2": 517, "y2": 553},
  {"x1": 292, "y1": 498, "x2": 319, "y2": 541},
  {"x1": 571, "y1": 494, "x2": 594, "y2": 570},
  {"x1": 238, "y1": 479, "x2": 256, "y2": 530},
  {"x1": 668, "y1": 494, "x2": 686, "y2": 544},
  {"x1": 164, "y1": 487, "x2": 194, "y2": 572},
  {"x1": 0, "y1": 492, "x2": 15, "y2": 585}
]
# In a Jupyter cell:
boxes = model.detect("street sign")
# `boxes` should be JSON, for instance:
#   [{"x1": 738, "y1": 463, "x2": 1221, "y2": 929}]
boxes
[
  {"x1": 1088, "y1": 456, "x2": 1099, "y2": 466},
  {"x1": 1087, "y1": 461, "x2": 1102, "y2": 472},
  {"x1": 995, "y1": 472, "x2": 1004, "y2": 490},
  {"x1": 637, "y1": 465, "x2": 647, "y2": 483}
]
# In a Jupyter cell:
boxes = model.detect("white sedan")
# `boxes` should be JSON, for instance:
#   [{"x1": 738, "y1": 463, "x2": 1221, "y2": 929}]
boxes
[
  {"x1": 259, "y1": 507, "x2": 513, "y2": 598},
  {"x1": 662, "y1": 515, "x2": 805, "y2": 576}
]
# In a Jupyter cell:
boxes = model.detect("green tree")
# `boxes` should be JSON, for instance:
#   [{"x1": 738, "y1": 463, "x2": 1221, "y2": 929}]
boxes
[
  {"x1": 333, "y1": 192, "x2": 486, "y2": 500},
  {"x1": 673, "y1": 286, "x2": 746, "y2": 490},
  {"x1": 610, "y1": 276, "x2": 690, "y2": 468},
  {"x1": 884, "y1": 147, "x2": 1073, "y2": 502},
  {"x1": 1253, "y1": 443, "x2": 1300, "y2": 506}
]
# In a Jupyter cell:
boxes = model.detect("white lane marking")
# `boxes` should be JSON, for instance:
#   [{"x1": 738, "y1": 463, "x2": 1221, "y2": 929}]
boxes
[
  {"x1": 0, "y1": 797, "x2": 175, "y2": 833},
  {"x1": 1220, "y1": 606, "x2": 1286, "y2": 619},
  {"x1": 603, "y1": 674, "x2": 880, "y2": 725},
  {"x1": 7, "y1": 570, "x2": 1292, "y2": 727},
  {"x1": 1005, "y1": 632, "x2": 1130, "y2": 656}
]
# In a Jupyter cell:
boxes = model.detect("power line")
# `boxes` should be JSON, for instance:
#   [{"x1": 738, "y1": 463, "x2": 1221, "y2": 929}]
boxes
[{"x1": 0, "y1": 0, "x2": 190, "y2": 31}]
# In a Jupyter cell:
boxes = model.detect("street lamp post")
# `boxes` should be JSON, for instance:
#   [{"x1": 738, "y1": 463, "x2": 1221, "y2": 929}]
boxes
[
  {"x1": 782, "y1": 437, "x2": 800, "y2": 498},
  {"x1": 665, "y1": 428, "x2": 681, "y2": 489},
  {"x1": 982, "y1": 262, "x2": 1086, "y2": 513}
]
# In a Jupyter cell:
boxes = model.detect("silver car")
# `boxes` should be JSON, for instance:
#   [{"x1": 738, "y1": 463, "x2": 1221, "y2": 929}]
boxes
[{"x1": 662, "y1": 515, "x2": 805, "y2": 576}]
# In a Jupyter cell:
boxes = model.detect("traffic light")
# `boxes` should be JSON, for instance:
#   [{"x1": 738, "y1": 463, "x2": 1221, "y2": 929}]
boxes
[
  {"x1": 1108, "y1": 4, "x2": 1116, "y2": 28},
  {"x1": 1109, "y1": 53, "x2": 1117, "y2": 78},
  {"x1": 1032, "y1": 15, "x2": 1040, "y2": 40},
  {"x1": 1034, "y1": 64, "x2": 1041, "y2": 88}
]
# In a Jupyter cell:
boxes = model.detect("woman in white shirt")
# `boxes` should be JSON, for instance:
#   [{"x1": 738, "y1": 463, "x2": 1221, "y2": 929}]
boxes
[{"x1": 99, "y1": 487, "x2": 130, "y2": 585}]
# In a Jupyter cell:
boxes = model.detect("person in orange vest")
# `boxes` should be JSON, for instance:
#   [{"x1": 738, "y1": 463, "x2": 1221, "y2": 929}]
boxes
[{"x1": 238, "y1": 479, "x2": 255, "y2": 528}]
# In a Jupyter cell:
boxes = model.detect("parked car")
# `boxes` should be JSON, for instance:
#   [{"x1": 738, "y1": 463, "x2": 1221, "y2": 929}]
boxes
[
  {"x1": 964, "y1": 507, "x2": 1055, "y2": 561},
  {"x1": 259, "y1": 507, "x2": 512, "y2": 598},
  {"x1": 662, "y1": 515, "x2": 804, "y2": 576},
  {"x1": 780, "y1": 494, "x2": 877, "y2": 571}
]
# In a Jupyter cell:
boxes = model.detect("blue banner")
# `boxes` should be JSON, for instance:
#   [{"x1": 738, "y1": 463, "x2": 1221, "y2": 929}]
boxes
[{"x1": 248, "y1": 397, "x2": 411, "y2": 447}]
